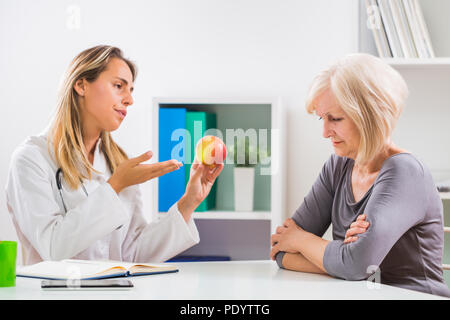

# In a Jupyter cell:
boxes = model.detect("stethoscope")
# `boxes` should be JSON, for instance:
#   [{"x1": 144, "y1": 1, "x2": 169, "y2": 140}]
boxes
[{"x1": 56, "y1": 168, "x2": 88, "y2": 213}]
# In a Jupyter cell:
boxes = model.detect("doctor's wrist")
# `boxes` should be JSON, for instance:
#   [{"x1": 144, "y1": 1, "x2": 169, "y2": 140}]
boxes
[
  {"x1": 178, "y1": 195, "x2": 198, "y2": 222},
  {"x1": 107, "y1": 177, "x2": 123, "y2": 194}
]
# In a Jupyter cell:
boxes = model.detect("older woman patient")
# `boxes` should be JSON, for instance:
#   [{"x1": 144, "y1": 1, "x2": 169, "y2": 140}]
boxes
[{"x1": 271, "y1": 53, "x2": 450, "y2": 297}]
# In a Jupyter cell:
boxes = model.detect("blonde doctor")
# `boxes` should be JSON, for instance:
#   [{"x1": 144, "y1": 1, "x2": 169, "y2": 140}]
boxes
[{"x1": 5, "y1": 45, "x2": 223, "y2": 265}]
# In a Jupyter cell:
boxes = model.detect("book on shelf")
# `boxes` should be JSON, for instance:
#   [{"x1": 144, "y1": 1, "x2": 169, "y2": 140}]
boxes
[
  {"x1": 158, "y1": 108, "x2": 186, "y2": 212},
  {"x1": 158, "y1": 107, "x2": 220, "y2": 213},
  {"x1": 402, "y1": 0, "x2": 429, "y2": 58},
  {"x1": 410, "y1": 0, "x2": 435, "y2": 58},
  {"x1": 185, "y1": 111, "x2": 217, "y2": 212},
  {"x1": 16, "y1": 259, "x2": 178, "y2": 280},
  {"x1": 389, "y1": 0, "x2": 417, "y2": 58},
  {"x1": 365, "y1": 0, "x2": 392, "y2": 57},
  {"x1": 377, "y1": 0, "x2": 404, "y2": 57},
  {"x1": 367, "y1": 0, "x2": 435, "y2": 59}
]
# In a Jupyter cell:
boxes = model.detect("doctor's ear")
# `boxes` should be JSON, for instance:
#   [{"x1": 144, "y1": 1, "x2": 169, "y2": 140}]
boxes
[{"x1": 73, "y1": 78, "x2": 87, "y2": 97}]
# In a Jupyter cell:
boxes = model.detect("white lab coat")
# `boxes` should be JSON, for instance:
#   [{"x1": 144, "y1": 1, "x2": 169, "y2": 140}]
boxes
[{"x1": 5, "y1": 131, "x2": 200, "y2": 265}]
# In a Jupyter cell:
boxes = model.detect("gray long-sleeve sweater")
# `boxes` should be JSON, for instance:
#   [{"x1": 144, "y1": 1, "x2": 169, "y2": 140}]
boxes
[{"x1": 276, "y1": 153, "x2": 450, "y2": 297}]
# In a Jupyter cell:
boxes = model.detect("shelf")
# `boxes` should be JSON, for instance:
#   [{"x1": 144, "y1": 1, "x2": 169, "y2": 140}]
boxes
[
  {"x1": 158, "y1": 211, "x2": 271, "y2": 220},
  {"x1": 152, "y1": 97, "x2": 286, "y2": 260},
  {"x1": 358, "y1": 0, "x2": 450, "y2": 67},
  {"x1": 383, "y1": 58, "x2": 450, "y2": 68},
  {"x1": 440, "y1": 192, "x2": 450, "y2": 200},
  {"x1": 152, "y1": 97, "x2": 286, "y2": 224}
]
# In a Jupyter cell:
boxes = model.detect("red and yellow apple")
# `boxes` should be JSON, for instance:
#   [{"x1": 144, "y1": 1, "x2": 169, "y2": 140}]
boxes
[{"x1": 195, "y1": 135, "x2": 227, "y2": 168}]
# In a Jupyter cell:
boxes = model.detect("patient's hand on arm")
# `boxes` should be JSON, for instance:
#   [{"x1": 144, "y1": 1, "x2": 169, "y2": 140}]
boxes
[{"x1": 344, "y1": 214, "x2": 369, "y2": 244}]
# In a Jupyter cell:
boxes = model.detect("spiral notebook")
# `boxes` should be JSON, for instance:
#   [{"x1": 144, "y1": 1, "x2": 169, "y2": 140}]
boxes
[{"x1": 16, "y1": 259, "x2": 178, "y2": 280}]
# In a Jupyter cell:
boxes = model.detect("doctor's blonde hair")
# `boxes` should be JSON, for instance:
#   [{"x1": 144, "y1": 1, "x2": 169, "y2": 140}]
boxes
[
  {"x1": 305, "y1": 53, "x2": 408, "y2": 164},
  {"x1": 49, "y1": 45, "x2": 137, "y2": 189}
]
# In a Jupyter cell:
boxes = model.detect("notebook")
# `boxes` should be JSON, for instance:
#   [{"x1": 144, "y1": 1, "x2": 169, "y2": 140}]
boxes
[{"x1": 16, "y1": 259, "x2": 178, "y2": 280}]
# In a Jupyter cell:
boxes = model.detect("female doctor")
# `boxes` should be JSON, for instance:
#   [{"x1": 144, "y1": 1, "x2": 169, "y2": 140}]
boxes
[{"x1": 5, "y1": 45, "x2": 223, "y2": 265}]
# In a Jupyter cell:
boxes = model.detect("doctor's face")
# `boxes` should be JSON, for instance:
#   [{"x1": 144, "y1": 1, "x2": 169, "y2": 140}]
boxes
[
  {"x1": 314, "y1": 88, "x2": 360, "y2": 160},
  {"x1": 76, "y1": 57, "x2": 134, "y2": 133}
]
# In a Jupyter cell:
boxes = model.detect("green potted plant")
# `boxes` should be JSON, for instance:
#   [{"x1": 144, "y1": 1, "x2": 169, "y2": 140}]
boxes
[{"x1": 227, "y1": 137, "x2": 270, "y2": 211}]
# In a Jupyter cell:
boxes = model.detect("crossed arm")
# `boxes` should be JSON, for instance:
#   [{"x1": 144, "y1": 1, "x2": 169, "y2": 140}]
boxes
[
  {"x1": 271, "y1": 221, "x2": 329, "y2": 274},
  {"x1": 270, "y1": 215, "x2": 369, "y2": 275}
]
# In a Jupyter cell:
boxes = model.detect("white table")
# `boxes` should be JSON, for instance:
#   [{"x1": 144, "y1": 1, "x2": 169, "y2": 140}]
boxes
[{"x1": 0, "y1": 260, "x2": 446, "y2": 300}]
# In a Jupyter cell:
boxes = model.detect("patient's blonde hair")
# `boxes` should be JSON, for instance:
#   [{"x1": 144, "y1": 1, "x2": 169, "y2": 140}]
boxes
[
  {"x1": 305, "y1": 53, "x2": 408, "y2": 164},
  {"x1": 49, "y1": 45, "x2": 137, "y2": 189}
]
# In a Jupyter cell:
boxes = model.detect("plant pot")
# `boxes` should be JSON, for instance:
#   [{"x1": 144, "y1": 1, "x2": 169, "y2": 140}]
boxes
[{"x1": 233, "y1": 167, "x2": 255, "y2": 212}]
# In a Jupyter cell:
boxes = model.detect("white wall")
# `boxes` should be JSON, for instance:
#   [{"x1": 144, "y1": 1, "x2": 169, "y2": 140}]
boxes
[{"x1": 0, "y1": 0, "x2": 358, "y2": 257}]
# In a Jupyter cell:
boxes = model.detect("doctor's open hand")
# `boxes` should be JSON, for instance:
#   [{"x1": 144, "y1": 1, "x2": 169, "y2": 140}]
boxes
[
  {"x1": 108, "y1": 151, "x2": 182, "y2": 194},
  {"x1": 178, "y1": 160, "x2": 224, "y2": 222}
]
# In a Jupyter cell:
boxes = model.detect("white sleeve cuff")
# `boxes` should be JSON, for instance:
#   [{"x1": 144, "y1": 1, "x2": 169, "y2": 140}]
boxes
[
  {"x1": 133, "y1": 201, "x2": 200, "y2": 263},
  {"x1": 167, "y1": 202, "x2": 200, "y2": 245}
]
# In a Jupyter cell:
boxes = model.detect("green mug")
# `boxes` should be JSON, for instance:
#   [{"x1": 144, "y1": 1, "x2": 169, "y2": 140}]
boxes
[{"x1": 0, "y1": 241, "x2": 17, "y2": 287}]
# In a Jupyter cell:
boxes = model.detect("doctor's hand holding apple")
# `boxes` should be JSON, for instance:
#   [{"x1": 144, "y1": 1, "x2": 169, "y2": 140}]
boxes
[
  {"x1": 178, "y1": 136, "x2": 226, "y2": 221},
  {"x1": 109, "y1": 135, "x2": 225, "y2": 223}
]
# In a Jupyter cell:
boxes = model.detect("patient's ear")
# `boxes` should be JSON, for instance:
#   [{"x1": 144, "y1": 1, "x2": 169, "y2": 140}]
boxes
[{"x1": 73, "y1": 78, "x2": 86, "y2": 96}]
